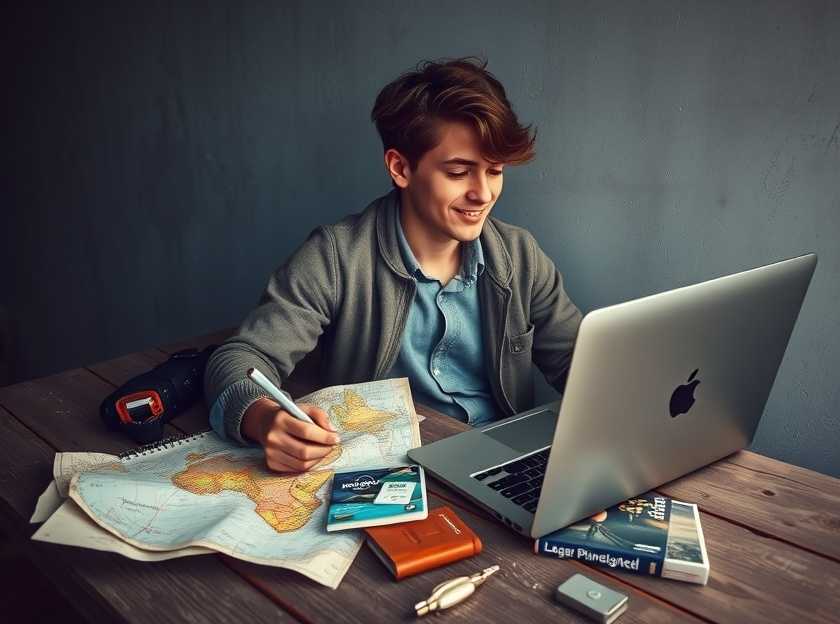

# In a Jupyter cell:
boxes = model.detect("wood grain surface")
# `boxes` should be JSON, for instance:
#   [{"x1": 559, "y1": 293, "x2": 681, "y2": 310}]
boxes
[
  {"x1": 1, "y1": 333, "x2": 839, "y2": 623},
  {"x1": 0, "y1": 362, "x2": 295, "y2": 623},
  {"x1": 413, "y1": 403, "x2": 840, "y2": 624},
  {"x1": 657, "y1": 451, "x2": 840, "y2": 562}
]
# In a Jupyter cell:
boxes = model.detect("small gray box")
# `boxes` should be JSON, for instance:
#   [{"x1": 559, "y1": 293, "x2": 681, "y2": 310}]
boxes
[{"x1": 554, "y1": 574, "x2": 628, "y2": 623}]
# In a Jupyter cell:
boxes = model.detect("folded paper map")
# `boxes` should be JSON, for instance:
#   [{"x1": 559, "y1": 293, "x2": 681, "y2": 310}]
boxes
[{"x1": 32, "y1": 377, "x2": 421, "y2": 589}]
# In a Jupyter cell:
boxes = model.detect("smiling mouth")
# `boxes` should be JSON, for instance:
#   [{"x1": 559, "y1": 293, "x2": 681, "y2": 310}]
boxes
[{"x1": 453, "y1": 207, "x2": 487, "y2": 217}]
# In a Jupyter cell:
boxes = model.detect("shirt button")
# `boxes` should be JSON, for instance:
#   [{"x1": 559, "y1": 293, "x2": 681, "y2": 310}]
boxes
[{"x1": 513, "y1": 344, "x2": 523, "y2": 353}]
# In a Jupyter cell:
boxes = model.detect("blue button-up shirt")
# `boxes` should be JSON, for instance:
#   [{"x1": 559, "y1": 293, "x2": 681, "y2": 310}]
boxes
[{"x1": 385, "y1": 211, "x2": 499, "y2": 425}]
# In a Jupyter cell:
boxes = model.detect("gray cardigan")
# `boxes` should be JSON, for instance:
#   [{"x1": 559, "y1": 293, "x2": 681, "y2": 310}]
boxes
[{"x1": 204, "y1": 188, "x2": 582, "y2": 442}]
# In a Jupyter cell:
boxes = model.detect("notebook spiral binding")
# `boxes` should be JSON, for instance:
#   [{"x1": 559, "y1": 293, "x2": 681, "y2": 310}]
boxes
[{"x1": 118, "y1": 429, "x2": 213, "y2": 460}]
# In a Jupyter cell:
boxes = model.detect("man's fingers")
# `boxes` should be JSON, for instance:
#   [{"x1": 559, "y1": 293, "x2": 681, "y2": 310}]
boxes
[
  {"x1": 268, "y1": 431, "x2": 333, "y2": 462},
  {"x1": 284, "y1": 412, "x2": 340, "y2": 445},
  {"x1": 257, "y1": 405, "x2": 340, "y2": 473},
  {"x1": 301, "y1": 405, "x2": 337, "y2": 433},
  {"x1": 265, "y1": 448, "x2": 321, "y2": 473}
]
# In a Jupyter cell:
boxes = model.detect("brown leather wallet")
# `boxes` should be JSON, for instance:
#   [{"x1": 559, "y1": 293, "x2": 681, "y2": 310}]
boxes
[{"x1": 364, "y1": 505, "x2": 482, "y2": 580}]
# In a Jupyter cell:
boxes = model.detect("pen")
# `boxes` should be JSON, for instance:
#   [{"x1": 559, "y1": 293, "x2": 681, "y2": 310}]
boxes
[
  {"x1": 415, "y1": 565, "x2": 500, "y2": 616},
  {"x1": 246, "y1": 367, "x2": 316, "y2": 425}
]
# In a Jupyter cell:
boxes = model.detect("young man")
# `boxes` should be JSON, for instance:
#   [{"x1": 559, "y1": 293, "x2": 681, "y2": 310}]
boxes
[{"x1": 204, "y1": 57, "x2": 582, "y2": 473}]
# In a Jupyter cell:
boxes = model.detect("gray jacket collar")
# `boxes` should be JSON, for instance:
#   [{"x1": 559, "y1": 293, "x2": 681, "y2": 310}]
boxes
[{"x1": 375, "y1": 187, "x2": 512, "y2": 287}]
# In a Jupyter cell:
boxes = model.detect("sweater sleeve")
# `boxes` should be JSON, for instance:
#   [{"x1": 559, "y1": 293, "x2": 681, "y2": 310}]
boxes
[
  {"x1": 528, "y1": 234, "x2": 583, "y2": 393},
  {"x1": 207, "y1": 379, "x2": 264, "y2": 447},
  {"x1": 203, "y1": 225, "x2": 338, "y2": 444}
]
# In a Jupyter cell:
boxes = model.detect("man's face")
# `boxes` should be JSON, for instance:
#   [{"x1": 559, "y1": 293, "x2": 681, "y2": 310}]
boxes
[{"x1": 395, "y1": 121, "x2": 505, "y2": 244}]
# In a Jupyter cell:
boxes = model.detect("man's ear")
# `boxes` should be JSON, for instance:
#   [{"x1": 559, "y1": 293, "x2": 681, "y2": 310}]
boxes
[{"x1": 384, "y1": 149, "x2": 411, "y2": 189}]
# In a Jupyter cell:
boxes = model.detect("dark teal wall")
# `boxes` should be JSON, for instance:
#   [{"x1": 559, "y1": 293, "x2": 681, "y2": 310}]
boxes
[{"x1": 3, "y1": 2, "x2": 839, "y2": 476}]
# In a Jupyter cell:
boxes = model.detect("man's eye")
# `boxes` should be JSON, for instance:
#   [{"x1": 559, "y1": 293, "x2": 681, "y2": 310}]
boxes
[{"x1": 446, "y1": 170, "x2": 503, "y2": 178}]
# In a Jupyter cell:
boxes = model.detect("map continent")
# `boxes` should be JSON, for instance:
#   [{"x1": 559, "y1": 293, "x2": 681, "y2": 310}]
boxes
[{"x1": 173, "y1": 455, "x2": 333, "y2": 533}]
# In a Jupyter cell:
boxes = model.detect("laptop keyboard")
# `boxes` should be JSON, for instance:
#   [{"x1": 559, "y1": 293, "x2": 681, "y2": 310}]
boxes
[{"x1": 472, "y1": 447, "x2": 550, "y2": 513}]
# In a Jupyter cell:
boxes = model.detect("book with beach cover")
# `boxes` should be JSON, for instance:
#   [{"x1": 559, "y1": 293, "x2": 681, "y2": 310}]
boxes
[{"x1": 326, "y1": 464, "x2": 428, "y2": 531}]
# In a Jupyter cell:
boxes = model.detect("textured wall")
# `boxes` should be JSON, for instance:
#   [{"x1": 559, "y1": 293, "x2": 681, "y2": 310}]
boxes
[{"x1": 3, "y1": 1, "x2": 838, "y2": 476}]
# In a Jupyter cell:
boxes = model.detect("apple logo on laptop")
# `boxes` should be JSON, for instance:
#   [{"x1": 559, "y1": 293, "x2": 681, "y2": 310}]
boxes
[{"x1": 670, "y1": 369, "x2": 701, "y2": 417}]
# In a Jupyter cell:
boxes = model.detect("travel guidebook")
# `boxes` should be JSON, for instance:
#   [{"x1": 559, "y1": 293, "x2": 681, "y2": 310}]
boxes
[
  {"x1": 534, "y1": 494, "x2": 710, "y2": 584},
  {"x1": 326, "y1": 465, "x2": 428, "y2": 531}
]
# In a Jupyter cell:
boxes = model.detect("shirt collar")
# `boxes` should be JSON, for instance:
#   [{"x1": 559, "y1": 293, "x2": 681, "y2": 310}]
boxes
[
  {"x1": 395, "y1": 205, "x2": 486, "y2": 283},
  {"x1": 460, "y1": 235, "x2": 486, "y2": 282}
]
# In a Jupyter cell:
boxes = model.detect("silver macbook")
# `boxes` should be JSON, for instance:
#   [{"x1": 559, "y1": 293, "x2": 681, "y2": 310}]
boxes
[{"x1": 408, "y1": 253, "x2": 817, "y2": 538}]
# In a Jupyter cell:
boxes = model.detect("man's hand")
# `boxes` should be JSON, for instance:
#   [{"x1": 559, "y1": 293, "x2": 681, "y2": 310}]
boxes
[{"x1": 242, "y1": 397, "x2": 340, "y2": 473}]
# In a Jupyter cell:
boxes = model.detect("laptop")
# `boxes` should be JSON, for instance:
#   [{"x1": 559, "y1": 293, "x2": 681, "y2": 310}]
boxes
[{"x1": 408, "y1": 253, "x2": 817, "y2": 538}]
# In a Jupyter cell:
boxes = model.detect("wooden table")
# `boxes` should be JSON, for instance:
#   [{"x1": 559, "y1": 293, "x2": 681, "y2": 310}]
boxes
[{"x1": 1, "y1": 329, "x2": 838, "y2": 623}]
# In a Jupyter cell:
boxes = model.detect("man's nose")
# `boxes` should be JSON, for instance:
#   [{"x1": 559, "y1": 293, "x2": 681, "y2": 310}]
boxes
[{"x1": 467, "y1": 173, "x2": 493, "y2": 205}]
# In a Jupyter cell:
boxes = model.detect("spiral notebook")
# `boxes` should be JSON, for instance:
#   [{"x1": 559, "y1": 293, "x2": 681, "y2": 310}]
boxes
[
  {"x1": 117, "y1": 430, "x2": 213, "y2": 459},
  {"x1": 32, "y1": 431, "x2": 218, "y2": 561}
]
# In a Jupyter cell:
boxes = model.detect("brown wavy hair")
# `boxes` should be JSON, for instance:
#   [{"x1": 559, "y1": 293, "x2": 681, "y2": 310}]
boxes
[{"x1": 371, "y1": 56, "x2": 537, "y2": 188}]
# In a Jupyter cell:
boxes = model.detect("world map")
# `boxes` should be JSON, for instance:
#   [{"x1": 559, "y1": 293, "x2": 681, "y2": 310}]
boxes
[
  {"x1": 68, "y1": 378, "x2": 421, "y2": 588},
  {"x1": 172, "y1": 454, "x2": 334, "y2": 532}
]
